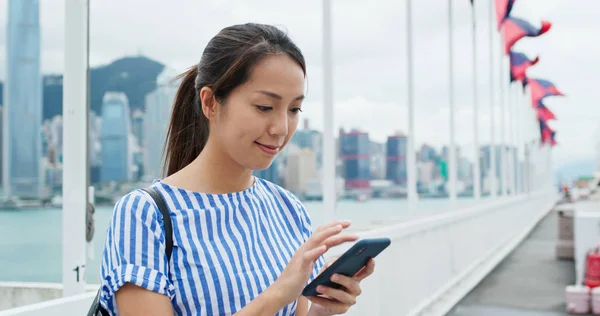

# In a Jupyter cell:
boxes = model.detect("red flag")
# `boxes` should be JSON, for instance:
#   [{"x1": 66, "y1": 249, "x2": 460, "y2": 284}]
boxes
[
  {"x1": 509, "y1": 51, "x2": 539, "y2": 84},
  {"x1": 529, "y1": 78, "x2": 564, "y2": 107},
  {"x1": 502, "y1": 17, "x2": 551, "y2": 54},
  {"x1": 536, "y1": 102, "x2": 556, "y2": 121},
  {"x1": 496, "y1": 0, "x2": 516, "y2": 30}
]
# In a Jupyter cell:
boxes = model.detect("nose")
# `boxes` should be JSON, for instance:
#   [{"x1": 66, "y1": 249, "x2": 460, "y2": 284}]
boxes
[{"x1": 268, "y1": 110, "x2": 289, "y2": 138}]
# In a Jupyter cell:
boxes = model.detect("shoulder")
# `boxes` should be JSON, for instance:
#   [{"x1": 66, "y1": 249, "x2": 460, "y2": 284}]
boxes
[
  {"x1": 109, "y1": 187, "x2": 164, "y2": 232},
  {"x1": 255, "y1": 177, "x2": 304, "y2": 211},
  {"x1": 254, "y1": 177, "x2": 315, "y2": 232}
]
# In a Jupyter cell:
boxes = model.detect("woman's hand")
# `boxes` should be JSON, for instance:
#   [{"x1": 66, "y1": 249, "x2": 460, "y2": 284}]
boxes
[
  {"x1": 306, "y1": 258, "x2": 376, "y2": 315},
  {"x1": 267, "y1": 220, "x2": 358, "y2": 310}
]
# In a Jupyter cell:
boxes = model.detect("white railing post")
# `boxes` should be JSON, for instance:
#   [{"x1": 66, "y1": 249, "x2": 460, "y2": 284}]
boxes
[
  {"x1": 471, "y1": 2, "x2": 481, "y2": 200},
  {"x1": 62, "y1": 0, "x2": 89, "y2": 296},
  {"x1": 406, "y1": 0, "x2": 419, "y2": 206},
  {"x1": 322, "y1": 0, "x2": 337, "y2": 222},
  {"x1": 448, "y1": 0, "x2": 457, "y2": 204},
  {"x1": 488, "y1": 1, "x2": 497, "y2": 199}
]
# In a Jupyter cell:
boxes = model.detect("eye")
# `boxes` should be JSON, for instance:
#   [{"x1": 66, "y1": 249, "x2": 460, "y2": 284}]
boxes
[
  {"x1": 256, "y1": 105, "x2": 273, "y2": 112},
  {"x1": 290, "y1": 108, "x2": 303, "y2": 114}
]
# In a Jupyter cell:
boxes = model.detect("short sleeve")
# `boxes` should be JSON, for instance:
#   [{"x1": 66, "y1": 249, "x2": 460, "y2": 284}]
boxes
[
  {"x1": 99, "y1": 189, "x2": 175, "y2": 315},
  {"x1": 290, "y1": 194, "x2": 326, "y2": 284}
]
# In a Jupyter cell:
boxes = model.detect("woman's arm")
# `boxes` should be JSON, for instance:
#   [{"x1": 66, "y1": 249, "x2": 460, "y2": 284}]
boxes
[
  {"x1": 116, "y1": 284, "x2": 174, "y2": 316},
  {"x1": 232, "y1": 285, "x2": 288, "y2": 315}
]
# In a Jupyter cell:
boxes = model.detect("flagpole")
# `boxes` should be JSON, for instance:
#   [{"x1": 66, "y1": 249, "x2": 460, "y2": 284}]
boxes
[
  {"x1": 406, "y1": 0, "x2": 418, "y2": 205},
  {"x1": 508, "y1": 84, "x2": 515, "y2": 195},
  {"x1": 516, "y1": 86, "x2": 522, "y2": 194},
  {"x1": 499, "y1": 33, "x2": 507, "y2": 197},
  {"x1": 322, "y1": 0, "x2": 336, "y2": 222},
  {"x1": 448, "y1": 0, "x2": 457, "y2": 204},
  {"x1": 513, "y1": 86, "x2": 522, "y2": 195},
  {"x1": 488, "y1": 1, "x2": 497, "y2": 199},
  {"x1": 471, "y1": 1, "x2": 481, "y2": 200},
  {"x1": 63, "y1": 0, "x2": 90, "y2": 296}
]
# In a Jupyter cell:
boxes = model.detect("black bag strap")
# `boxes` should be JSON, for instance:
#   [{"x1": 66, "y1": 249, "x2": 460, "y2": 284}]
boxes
[
  {"x1": 87, "y1": 186, "x2": 173, "y2": 316},
  {"x1": 142, "y1": 187, "x2": 173, "y2": 261}
]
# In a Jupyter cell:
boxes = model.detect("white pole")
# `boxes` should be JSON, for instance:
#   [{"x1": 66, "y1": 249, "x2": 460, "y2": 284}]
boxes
[
  {"x1": 471, "y1": 2, "x2": 481, "y2": 200},
  {"x1": 499, "y1": 38, "x2": 507, "y2": 197},
  {"x1": 406, "y1": 0, "x2": 419, "y2": 205},
  {"x1": 524, "y1": 141, "x2": 530, "y2": 194},
  {"x1": 322, "y1": 0, "x2": 336, "y2": 222},
  {"x1": 62, "y1": 0, "x2": 89, "y2": 296},
  {"x1": 3, "y1": 27, "x2": 10, "y2": 199},
  {"x1": 507, "y1": 85, "x2": 515, "y2": 195},
  {"x1": 488, "y1": 2, "x2": 497, "y2": 198},
  {"x1": 547, "y1": 144, "x2": 553, "y2": 191},
  {"x1": 448, "y1": 0, "x2": 457, "y2": 204},
  {"x1": 514, "y1": 87, "x2": 520, "y2": 194}
]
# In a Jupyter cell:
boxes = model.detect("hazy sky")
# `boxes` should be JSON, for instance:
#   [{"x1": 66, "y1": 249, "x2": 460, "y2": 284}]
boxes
[{"x1": 0, "y1": 0, "x2": 597, "y2": 170}]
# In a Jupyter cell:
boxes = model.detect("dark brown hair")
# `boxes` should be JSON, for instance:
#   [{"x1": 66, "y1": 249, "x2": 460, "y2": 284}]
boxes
[{"x1": 163, "y1": 23, "x2": 306, "y2": 176}]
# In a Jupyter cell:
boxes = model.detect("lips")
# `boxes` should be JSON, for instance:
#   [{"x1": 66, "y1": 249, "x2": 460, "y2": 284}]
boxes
[{"x1": 255, "y1": 142, "x2": 280, "y2": 155}]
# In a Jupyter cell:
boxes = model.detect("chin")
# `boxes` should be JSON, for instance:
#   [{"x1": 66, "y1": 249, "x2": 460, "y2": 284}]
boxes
[{"x1": 248, "y1": 157, "x2": 276, "y2": 171}]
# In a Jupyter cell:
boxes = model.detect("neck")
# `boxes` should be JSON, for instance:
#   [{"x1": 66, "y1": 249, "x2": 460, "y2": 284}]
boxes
[{"x1": 165, "y1": 139, "x2": 254, "y2": 194}]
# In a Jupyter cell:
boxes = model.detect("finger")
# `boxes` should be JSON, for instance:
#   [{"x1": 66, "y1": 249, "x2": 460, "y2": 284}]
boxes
[
  {"x1": 314, "y1": 220, "x2": 352, "y2": 233},
  {"x1": 303, "y1": 245, "x2": 327, "y2": 263},
  {"x1": 315, "y1": 285, "x2": 356, "y2": 306},
  {"x1": 320, "y1": 234, "x2": 359, "y2": 250},
  {"x1": 354, "y1": 259, "x2": 375, "y2": 281},
  {"x1": 331, "y1": 274, "x2": 361, "y2": 296},
  {"x1": 307, "y1": 224, "x2": 347, "y2": 248},
  {"x1": 307, "y1": 296, "x2": 349, "y2": 314}
]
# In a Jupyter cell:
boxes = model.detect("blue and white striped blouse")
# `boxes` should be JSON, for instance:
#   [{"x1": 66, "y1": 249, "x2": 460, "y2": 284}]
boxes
[{"x1": 99, "y1": 177, "x2": 325, "y2": 316}]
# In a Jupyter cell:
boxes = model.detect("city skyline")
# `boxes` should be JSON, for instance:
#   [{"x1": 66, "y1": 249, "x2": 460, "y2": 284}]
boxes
[{"x1": 0, "y1": 0, "x2": 594, "y2": 172}]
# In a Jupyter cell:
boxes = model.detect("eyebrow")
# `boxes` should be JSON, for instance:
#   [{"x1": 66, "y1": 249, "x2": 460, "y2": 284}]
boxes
[{"x1": 254, "y1": 90, "x2": 305, "y2": 101}]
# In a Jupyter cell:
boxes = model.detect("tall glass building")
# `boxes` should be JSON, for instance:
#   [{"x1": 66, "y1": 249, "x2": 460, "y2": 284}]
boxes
[
  {"x1": 100, "y1": 92, "x2": 132, "y2": 183},
  {"x1": 4, "y1": 0, "x2": 43, "y2": 198},
  {"x1": 143, "y1": 68, "x2": 179, "y2": 180},
  {"x1": 386, "y1": 135, "x2": 407, "y2": 185},
  {"x1": 339, "y1": 129, "x2": 371, "y2": 189}
]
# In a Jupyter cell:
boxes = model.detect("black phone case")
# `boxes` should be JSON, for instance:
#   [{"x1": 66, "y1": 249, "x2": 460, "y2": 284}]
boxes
[{"x1": 302, "y1": 238, "x2": 391, "y2": 297}]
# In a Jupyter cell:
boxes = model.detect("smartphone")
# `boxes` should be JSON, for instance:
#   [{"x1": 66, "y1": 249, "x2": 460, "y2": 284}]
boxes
[{"x1": 302, "y1": 238, "x2": 391, "y2": 297}]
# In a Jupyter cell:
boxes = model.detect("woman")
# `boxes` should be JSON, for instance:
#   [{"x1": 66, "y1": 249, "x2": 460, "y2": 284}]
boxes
[{"x1": 99, "y1": 23, "x2": 375, "y2": 316}]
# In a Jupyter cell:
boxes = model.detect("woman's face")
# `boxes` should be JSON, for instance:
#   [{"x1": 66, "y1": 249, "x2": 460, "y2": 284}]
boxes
[{"x1": 207, "y1": 54, "x2": 305, "y2": 171}]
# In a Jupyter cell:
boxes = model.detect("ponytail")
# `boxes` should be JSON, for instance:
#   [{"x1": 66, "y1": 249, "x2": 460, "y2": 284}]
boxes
[{"x1": 162, "y1": 66, "x2": 209, "y2": 177}]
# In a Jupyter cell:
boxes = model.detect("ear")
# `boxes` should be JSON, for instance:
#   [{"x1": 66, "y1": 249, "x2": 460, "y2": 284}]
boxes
[{"x1": 199, "y1": 86, "x2": 220, "y2": 121}]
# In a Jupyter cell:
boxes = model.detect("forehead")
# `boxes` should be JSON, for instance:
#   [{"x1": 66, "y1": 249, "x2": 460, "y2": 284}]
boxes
[{"x1": 243, "y1": 54, "x2": 305, "y2": 96}]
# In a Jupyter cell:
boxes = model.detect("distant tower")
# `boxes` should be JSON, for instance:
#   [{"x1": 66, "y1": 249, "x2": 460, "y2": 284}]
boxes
[
  {"x1": 100, "y1": 92, "x2": 132, "y2": 183},
  {"x1": 4, "y1": 0, "x2": 43, "y2": 198},
  {"x1": 339, "y1": 129, "x2": 371, "y2": 190},
  {"x1": 386, "y1": 134, "x2": 408, "y2": 185}
]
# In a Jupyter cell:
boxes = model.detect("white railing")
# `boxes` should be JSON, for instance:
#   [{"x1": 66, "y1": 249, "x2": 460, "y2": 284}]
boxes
[
  {"x1": 0, "y1": 191, "x2": 557, "y2": 316},
  {"x1": 327, "y1": 190, "x2": 557, "y2": 316},
  {"x1": 0, "y1": 282, "x2": 98, "y2": 314}
]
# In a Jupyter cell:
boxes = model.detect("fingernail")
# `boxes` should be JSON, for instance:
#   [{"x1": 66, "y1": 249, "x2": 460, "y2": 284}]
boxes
[
  {"x1": 341, "y1": 219, "x2": 351, "y2": 224},
  {"x1": 331, "y1": 274, "x2": 339, "y2": 281},
  {"x1": 317, "y1": 285, "x2": 325, "y2": 293}
]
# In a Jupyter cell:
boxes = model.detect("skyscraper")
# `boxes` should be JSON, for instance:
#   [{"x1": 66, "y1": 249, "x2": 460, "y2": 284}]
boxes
[
  {"x1": 386, "y1": 134, "x2": 407, "y2": 185},
  {"x1": 143, "y1": 68, "x2": 179, "y2": 180},
  {"x1": 340, "y1": 129, "x2": 370, "y2": 190},
  {"x1": 100, "y1": 92, "x2": 132, "y2": 183},
  {"x1": 4, "y1": 0, "x2": 43, "y2": 198}
]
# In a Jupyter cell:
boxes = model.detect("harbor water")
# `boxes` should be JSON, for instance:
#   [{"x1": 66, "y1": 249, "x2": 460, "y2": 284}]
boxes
[{"x1": 0, "y1": 197, "x2": 488, "y2": 284}]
